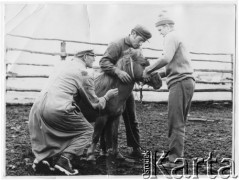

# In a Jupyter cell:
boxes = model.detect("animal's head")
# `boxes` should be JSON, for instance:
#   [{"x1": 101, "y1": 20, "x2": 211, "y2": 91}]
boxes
[
  {"x1": 116, "y1": 48, "x2": 163, "y2": 89},
  {"x1": 117, "y1": 48, "x2": 150, "y2": 82}
]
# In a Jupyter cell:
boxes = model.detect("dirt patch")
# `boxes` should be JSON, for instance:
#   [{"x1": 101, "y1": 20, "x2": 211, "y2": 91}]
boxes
[{"x1": 5, "y1": 101, "x2": 232, "y2": 176}]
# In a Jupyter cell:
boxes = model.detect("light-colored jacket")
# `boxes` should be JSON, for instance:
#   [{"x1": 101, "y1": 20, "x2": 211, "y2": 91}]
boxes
[{"x1": 28, "y1": 58, "x2": 105, "y2": 161}]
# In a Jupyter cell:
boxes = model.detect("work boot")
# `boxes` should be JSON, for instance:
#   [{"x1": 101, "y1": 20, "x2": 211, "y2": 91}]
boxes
[
  {"x1": 32, "y1": 157, "x2": 55, "y2": 173},
  {"x1": 54, "y1": 153, "x2": 78, "y2": 175},
  {"x1": 125, "y1": 147, "x2": 143, "y2": 159}
]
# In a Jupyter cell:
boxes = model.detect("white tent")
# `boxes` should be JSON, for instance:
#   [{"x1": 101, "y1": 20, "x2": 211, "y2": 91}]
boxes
[
  {"x1": 4, "y1": 3, "x2": 235, "y2": 103},
  {"x1": 6, "y1": 4, "x2": 92, "y2": 68}
]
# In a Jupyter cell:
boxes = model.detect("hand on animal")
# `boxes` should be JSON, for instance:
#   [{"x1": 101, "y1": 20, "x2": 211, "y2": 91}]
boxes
[
  {"x1": 104, "y1": 88, "x2": 119, "y2": 101},
  {"x1": 142, "y1": 69, "x2": 151, "y2": 82},
  {"x1": 115, "y1": 68, "x2": 132, "y2": 83}
]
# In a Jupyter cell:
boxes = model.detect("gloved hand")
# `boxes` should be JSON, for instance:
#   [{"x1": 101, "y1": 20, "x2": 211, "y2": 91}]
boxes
[
  {"x1": 115, "y1": 68, "x2": 132, "y2": 83},
  {"x1": 145, "y1": 71, "x2": 163, "y2": 89},
  {"x1": 104, "y1": 88, "x2": 119, "y2": 101},
  {"x1": 142, "y1": 69, "x2": 151, "y2": 82}
]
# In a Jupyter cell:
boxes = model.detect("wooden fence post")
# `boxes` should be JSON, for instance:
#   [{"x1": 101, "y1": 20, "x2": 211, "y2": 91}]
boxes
[
  {"x1": 231, "y1": 54, "x2": 234, "y2": 102},
  {"x1": 6, "y1": 48, "x2": 9, "y2": 80},
  {"x1": 6, "y1": 48, "x2": 9, "y2": 94},
  {"x1": 60, "y1": 41, "x2": 67, "y2": 60}
]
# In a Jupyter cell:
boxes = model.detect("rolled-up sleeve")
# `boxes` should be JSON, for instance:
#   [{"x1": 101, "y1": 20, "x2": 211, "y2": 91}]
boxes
[{"x1": 99, "y1": 42, "x2": 121, "y2": 75}]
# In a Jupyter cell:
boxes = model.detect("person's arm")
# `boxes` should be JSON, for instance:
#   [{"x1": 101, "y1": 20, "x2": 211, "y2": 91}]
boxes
[
  {"x1": 82, "y1": 76, "x2": 118, "y2": 110},
  {"x1": 99, "y1": 42, "x2": 121, "y2": 76},
  {"x1": 145, "y1": 33, "x2": 178, "y2": 74},
  {"x1": 100, "y1": 42, "x2": 132, "y2": 83},
  {"x1": 158, "y1": 67, "x2": 167, "y2": 78}
]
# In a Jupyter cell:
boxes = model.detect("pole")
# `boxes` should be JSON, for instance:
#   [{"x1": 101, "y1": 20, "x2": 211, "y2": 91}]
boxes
[
  {"x1": 60, "y1": 41, "x2": 67, "y2": 60},
  {"x1": 231, "y1": 54, "x2": 234, "y2": 102},
  {"x1": 6, "y1": 48, "x2": 9, "y2": 81}
]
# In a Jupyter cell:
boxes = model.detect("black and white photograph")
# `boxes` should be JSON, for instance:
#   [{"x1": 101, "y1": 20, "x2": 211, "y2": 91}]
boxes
[{"x1": 1, "y1": 1, "x2": 238, "y2": 178}]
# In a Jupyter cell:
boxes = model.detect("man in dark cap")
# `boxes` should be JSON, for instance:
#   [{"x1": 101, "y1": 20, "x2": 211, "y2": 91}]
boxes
[
  {"x1": 143, "y1": 13, "x2": 195, "y2": 168},
  {"x1": 99, "y1": 25, "x2": 152, "y2": 159},
  {"x1": 29, "y1": 49, "x2": 118, "y2": 175}
]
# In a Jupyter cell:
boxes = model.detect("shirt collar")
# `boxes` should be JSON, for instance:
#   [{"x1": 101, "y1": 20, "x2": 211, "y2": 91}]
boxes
[
  {"x1": 124, "y1": 35, "x2": 132, "y2": 47},
  {"x1": 164, "y1": 29, "x2": 175, "y2": 37},
  {"x1": 72, "y1": 57, "x2": 87, "y2": 68}
]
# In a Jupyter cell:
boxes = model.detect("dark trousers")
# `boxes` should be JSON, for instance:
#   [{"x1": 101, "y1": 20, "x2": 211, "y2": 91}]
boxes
[
  {"x1": 168, "y1": 78, "x2": 195, "y2": 162},
  {"x1": 122, "y1": 93, "x2": 140, "y2": 148}
]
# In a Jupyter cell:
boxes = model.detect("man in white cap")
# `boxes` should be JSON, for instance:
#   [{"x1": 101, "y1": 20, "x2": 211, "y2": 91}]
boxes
[
  {"x1": 143, "y1": 14, "x2": 195, "y2": 168},
  {"x1": 29, "y1": 50, "x2": 118, "y2": 175}
]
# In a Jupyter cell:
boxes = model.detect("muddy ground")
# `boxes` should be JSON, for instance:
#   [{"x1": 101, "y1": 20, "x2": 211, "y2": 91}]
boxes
[{"x1": 5, "y1": 101, "x2": 232, "y2": 177}]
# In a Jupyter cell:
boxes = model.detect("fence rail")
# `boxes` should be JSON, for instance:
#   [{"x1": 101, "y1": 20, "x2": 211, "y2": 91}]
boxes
[
  {"x1": 6, "y1": 62, "x2": 54, "y2": 67},
  {"x1": 6, "y1": 73, "x2": 233, "y2": 85},
  {"x1": 6, "y1": 47, "x2": 234, "y2": 64},
  {"x1": 6, "y1": 33, "x2": 234, "y2": 103},
  {"x1": 194, "y1": 69, "x2": 232, "y2": 73},
  {"x1": 7, "y1": 75, "x2": 49, "y2": 78},
  {"x1": 6, "y1": 33, "x2": 234, "y2": 55},
  {"x1": 134, "y1": 88, "x2": 232, "y2": 92},
  {"x1": 6, "y1": 87, "x2": 233, "y2": 93}
]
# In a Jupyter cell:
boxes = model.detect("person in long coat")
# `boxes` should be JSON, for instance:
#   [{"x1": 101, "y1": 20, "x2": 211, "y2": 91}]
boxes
[{"x1": 29, "y1": 50, "x2": 118, "y2": 175}]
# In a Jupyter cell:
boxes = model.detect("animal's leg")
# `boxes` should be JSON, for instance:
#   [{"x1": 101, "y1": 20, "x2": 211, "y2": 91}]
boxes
[
  {"x1": 106, "y1": 116, "x2": 124, "y2": 160},
  {"x1": 87, "y1": 115, "x2": 107, "y2": 161},
  {"x1": 103, "y1": 119, "x2": 113, "y2": 150},
  {"x1": 111, "y1": 116, "x2": 120, "y2": 155},
  {"x1": 99, "y1": 127, "x2": 107, "y2": 156}
]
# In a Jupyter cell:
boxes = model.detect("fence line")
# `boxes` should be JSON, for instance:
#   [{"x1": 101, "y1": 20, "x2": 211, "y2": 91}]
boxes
[
  {"x1": 6, "y1": 75, "x2": 49, "y2": 78},
  {"x1": 191, "y1": 59, "x2": 233, "y2": 64},
  {"x1": 194, "y1": 69, "x2": 232, "y2": 73},
  {"x1": 6, "y1": 87, "x2": 232, "y2": 93},
  {"x1": 5, "y1": 60, "x2": 233, "y2": 68},
  {"x1": 6, "y1": 47, "x2": 233, "y2": 64},
  {"x1": 7, "y1": 34, "x2": 163, "y2": 52},
  {"x1": 7, "y1": 34, "x2": 108, "y2": 46},
  {"x1": 7, "y1": 88, "x2": 42, "y2": 92},
  {"x1": 5, "y1": 74, "x2": 233, "y2": 85},
  {"x1": 189, "y1": 52, "x2": 232, "y2": 56},
  {"x1": 6, "y1": 47, "x2": 102, "y2": 57},
  {"x1": 7, "y1": 47, "x2": 62, "y2": 56},
  {"x1": 6, "y1": 62, "x2": 54, "y2": 67},
  {"x1": 195, "y1": 80, "x2": 232, "y2": 84},
  {"x1": 5, "y1": 34, "x2": 234, "y2": 104},
  {"x1": 6, "y1": 33, "x2": 233, "y2": 56},
  {"x1": 134, "y1": 88, "x2": 232, "y2": 92}
]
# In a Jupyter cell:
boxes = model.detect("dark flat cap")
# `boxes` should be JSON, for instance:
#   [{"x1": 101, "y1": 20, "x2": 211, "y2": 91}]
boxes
[
  {"x1": 132, "y1": 25, "x2": 152, "y2": 41},
  {"x1": 75, "y1": 49, "x2": 95, "y2": 57}
]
